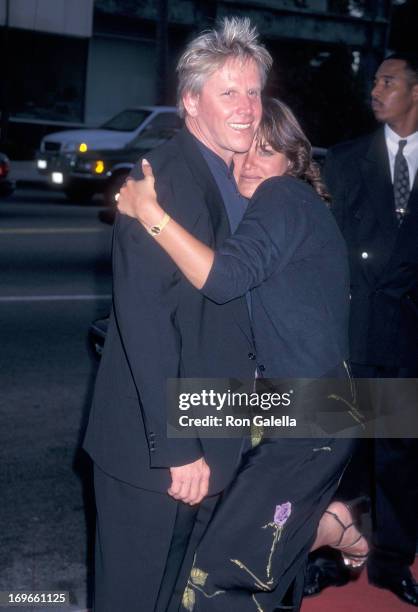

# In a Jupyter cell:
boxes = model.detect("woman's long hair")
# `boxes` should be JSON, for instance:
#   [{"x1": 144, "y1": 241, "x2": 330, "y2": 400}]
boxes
[{"x1": 257, "y1": 97, "x2": 330, "y2": 202}]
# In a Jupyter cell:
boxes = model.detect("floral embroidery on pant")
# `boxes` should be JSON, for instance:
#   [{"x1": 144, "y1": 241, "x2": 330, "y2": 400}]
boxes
[
  {"x1": 231, "y1": 501, "x2": 292, "y2": 588},
  {"x1": 182, "y1": 557, "x2": 225, "y2": 610},
  {"x1": 182, "y1": 502, "x2": 292, "y2": 610}
]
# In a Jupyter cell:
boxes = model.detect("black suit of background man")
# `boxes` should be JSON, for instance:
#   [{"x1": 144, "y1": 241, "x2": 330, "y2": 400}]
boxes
[{"x1": 306, "y1": 53, "x2": 418, "y2": 607}]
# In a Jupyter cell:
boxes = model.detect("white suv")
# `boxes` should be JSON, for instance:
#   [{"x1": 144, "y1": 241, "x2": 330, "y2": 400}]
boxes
[{"x1": 36, "y1": 106, "x2": 181, "y2": 202}]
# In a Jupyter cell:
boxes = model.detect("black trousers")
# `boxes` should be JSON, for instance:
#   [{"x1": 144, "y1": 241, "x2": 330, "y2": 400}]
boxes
[
  {"x1": 350, "y1": 364, "x2": 418, "y2": 577},
  {"x1": 93, "y1": 464, "x2": 205, "y2": 612}
]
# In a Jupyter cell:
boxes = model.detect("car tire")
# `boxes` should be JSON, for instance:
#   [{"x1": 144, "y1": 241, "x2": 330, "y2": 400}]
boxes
[
  {"x1": 104, "y1": 171, "x2": 129, "y2": 207},
  {"x1": 64, "y1": 187, "x2": 95, "y2": 203}
]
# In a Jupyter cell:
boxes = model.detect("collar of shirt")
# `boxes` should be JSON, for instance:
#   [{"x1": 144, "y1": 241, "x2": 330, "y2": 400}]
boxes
[
  {"x1": 384, "y1": 124, "x2": 418, "y2": 189},
  {"x1": 194, "y1": 137, "x2": 234, "y2": 176},
  {"x1": 194, "y1": 136, "x2": 249, "y2": 232}
]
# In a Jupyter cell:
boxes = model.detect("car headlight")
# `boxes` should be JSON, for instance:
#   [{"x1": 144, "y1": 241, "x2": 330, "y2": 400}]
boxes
[
  {"x1": 94, "y1": 160, "x2": 105, "y2": 174},
  {"x1": 52, "y1": 172, "x2": 64, "y2": 184}
]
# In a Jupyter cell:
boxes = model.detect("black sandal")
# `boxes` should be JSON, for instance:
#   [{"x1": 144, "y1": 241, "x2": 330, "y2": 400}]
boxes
[{"x1": 325, "y1": 499, "x2": 369, "y2": 568}]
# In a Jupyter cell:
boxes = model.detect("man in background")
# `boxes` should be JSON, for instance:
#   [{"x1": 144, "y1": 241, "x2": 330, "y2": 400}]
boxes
[{"x1": 306, "y1": 52, "x2": 418, "y2": 606}]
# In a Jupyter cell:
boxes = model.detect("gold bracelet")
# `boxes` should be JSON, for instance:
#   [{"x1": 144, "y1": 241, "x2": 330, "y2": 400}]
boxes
[{"x1": 147, "y1": 212, "x2": 171, "y2": 237}]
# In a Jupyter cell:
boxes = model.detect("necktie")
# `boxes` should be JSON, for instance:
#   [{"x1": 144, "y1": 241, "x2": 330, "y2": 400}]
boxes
[{"x1": 393, "y1": 139, "x2": 410, "y2": 224}]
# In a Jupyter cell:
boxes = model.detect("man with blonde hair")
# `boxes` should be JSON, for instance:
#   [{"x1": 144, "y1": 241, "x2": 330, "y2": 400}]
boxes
[{"x1": 84, "y1": 17, "x2": 272, "y2": 611}]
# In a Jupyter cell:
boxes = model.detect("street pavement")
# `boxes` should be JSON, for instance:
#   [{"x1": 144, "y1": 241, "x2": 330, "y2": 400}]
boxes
[{"x1": 0, "y1": 186, "x2": 113, "y2": 611}]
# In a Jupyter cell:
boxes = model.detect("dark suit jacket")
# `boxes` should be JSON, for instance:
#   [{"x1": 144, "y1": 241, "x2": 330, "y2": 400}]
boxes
[
  {"x1": 203, "y1": 176, "x2": 350, "y2": 378},
  {"x1": 83, "y1": 128, "x2": 256, "y2": 494},
  {"x1": 324, "y1": 129, "x2": 418, "y2": 368}
]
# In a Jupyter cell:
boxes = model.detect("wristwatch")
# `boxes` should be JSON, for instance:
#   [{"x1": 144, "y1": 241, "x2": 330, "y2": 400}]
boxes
[{"x1": 147, "y1": 212, "x2": 171, "y2": 236}]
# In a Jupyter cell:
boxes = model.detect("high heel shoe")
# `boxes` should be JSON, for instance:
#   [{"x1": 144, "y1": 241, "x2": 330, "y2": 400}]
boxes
[{"x1": 325, "y1": 497, "x2": 369, "y2": 569}]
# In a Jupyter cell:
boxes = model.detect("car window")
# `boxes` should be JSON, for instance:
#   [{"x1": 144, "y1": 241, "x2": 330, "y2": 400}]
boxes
[
  {"x1": 130, "y1": 113, "x2": 182, "y2": 148},
  {"x1": 146, "y1": 112, "x2": 182, "y2": 131},
  {"x1": 101, "y1": 109, "x2": 152, "y2": 131},
  {"x1": 131, "y1": 127, "x2": 179, "y2": 150}
]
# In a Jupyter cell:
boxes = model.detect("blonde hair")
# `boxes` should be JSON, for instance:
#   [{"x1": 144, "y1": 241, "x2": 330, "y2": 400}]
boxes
[{"x1": 177, "y1": 17, "x2": 272, "y2": 116}]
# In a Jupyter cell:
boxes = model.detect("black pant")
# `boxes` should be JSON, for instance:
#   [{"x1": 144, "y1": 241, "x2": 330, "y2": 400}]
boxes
[
  {"x1": 350, "y1": 364, "x2": 418, "y2": 577},
  {"x1": 93, "y1": 464, "x2": 201, "y2": 612}
]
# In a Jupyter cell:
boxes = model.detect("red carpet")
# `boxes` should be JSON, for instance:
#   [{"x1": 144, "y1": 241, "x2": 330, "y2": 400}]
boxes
[{"x1": 302, "y1": 557, "x2": 418, "y2": 612}]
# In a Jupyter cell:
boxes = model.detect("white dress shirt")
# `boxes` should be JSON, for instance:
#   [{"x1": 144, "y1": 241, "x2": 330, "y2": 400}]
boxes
[{"x1": 384, "y1": 124, "x2": 418, "y2": 190}]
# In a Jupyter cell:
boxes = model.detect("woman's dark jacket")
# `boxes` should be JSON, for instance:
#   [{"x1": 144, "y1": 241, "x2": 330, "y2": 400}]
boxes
[{"x1": 203, "y1": 175, "x2": 350, "y2": 379}]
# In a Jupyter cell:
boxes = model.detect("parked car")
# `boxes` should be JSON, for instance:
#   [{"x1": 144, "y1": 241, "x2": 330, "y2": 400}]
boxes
[
  {"x1": 35, "y1": 106, "x2": 181, "y2": 203},
  {"x1": 0, "y1": 152, "x2": 15, "y2": 197}
]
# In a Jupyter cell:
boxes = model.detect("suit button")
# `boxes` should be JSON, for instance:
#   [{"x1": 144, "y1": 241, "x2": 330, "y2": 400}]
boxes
[
  {"x1": 259, "y1": 365, "x2": 266, "y2": 372},
  {"x1": 248, "y1": 352, "x2": 256, "y2": 360},
  {"x1": 361, "y1": 251, "x2": 369, "y2": 259}
]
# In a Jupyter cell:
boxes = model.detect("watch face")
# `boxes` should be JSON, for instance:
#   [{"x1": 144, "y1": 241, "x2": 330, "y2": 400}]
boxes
[{"x1": 150, "y1": 225, "x2": 161, "y2": 236}]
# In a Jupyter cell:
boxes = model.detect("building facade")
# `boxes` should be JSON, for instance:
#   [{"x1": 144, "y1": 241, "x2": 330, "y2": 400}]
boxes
[{"x1": 1, "y1": 0, "x2": 393, "y2": 153}]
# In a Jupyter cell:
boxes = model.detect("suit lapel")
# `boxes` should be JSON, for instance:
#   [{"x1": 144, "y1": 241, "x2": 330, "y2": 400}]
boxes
[
  {"x1": 360, "y1": 130, "x2": 398, "y2": 248},
  {"x1": 175, "y1": 128, "x2": 253, "y2": 341},
  {"x1": 407, "y1": 168, "x2": 418, "y2": 215},
  {"x1": 389, "y1": 166, "x2": 418, "y2": 269},
  {"x1": 175, "y1": 129, "x2": 231, "y2": 246}
]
